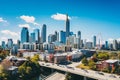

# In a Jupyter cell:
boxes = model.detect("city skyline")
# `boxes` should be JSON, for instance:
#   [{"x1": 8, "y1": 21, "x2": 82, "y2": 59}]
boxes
[{"x1": 0, "y1": 0, "x2": 120, "y2": 44}]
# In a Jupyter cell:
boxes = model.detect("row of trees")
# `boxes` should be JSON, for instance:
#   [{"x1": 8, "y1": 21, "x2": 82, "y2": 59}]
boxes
[{"x1": 81, "y1": 57, "x2": 96, "y2": 70}]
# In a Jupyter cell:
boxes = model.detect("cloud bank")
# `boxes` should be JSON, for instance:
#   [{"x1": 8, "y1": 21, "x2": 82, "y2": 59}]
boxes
[
  {"x1": 0, "y1": 17, "x2": 7, "y2": 22},
  {"x1": 51, "y1": 13, "x2": 71, "y2": 21},
  {"x1": 1, "y1": 30, "x2": 18, "y2": 36},
  {"x1": 20, "y1": 15, "x2": 39, "y2": 25}
]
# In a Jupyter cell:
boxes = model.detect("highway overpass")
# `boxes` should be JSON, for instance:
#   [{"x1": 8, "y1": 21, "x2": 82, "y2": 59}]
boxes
[{"x1": 39, "y1": 61, "x2": 120, "y2": 80}]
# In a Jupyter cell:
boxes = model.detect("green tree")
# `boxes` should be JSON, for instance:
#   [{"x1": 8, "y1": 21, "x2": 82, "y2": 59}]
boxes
[
  {"x1": 88, "y1": 60, "x2": 96, "y2": 70},
  {"x1": 81, "y1": 57, "x2": 88, "y2": 66},
  {"x1": 18, "y1": 60, "x2": 41, "y2": 80},
  {"x1": 0, "y1": 65, "x2": 4, "y2": 73},
  {"x1": 18, "y1": 66, "x2": 26, "y2": 77},
  {"x1": 97, "y1": 52, "x2": 109, "y2": 60},
  {"x1": 26, "y1": 67, "x2": 32, "y2": 74},
  {"x1": 109, "y1": 52, "x2": 118, "y2": 59},
  {"x1": 31, "y1": 54, "x2": 40, "y2": 62}
]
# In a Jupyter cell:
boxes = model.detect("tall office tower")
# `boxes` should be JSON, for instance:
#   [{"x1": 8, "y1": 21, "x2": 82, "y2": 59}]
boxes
[
  {"x1": 17, "y1": 40, "x2": 20, "y2": 49},
  {"x1": 81, "y1": 40, "x2": 84, "y2": 48},
  {"x1": 30, "y1": 32, "x2": 35, "y2": 43},
  {"x1": 11, "y1": 44, "x2": 18, "y2": 55},
  {"x1": 60, "y1": 30, "x2": 66, "y2": 44},
  {"x1": 93, "y1": 36, "x2": 96, "y2": 48},
  {"x1": 1, "y1": 41, "x2": 6, "y2": 49},
  {"x1": 118, "y1": 41, "x2": 120, "y2": 50},
  {"x1": 66, "y1": 35, "x2": 76, "y2": 47},
  {"x1": 21, "y1": 27, "x2": 29, "y2": 43},
  {"x1": 66, "y1": 14, "x2": 70, "y2": 38},
  {"x1": 34, "y1": 29, "x2": 40, "y2": 43},
  {"x1": 48, "y1": 34, "x2": 56, "y2": 43},
  {"x1": 55, "y1": 31, "x2": 59, "y2": 41},
  {"x1": 85, "y1": 42, "x2": 93, "y2": 49},
  {"x1": 105, "y1": 41, "x2": 109, "y2": 49},
  {"x1": 78, "y1": 31, "x2": 81, "y2": 49},
  {"x1": 41, "y1": 24, "x2": 46, "y2": 43},
  {"x1": 7, "y1": 39, "x2": 13, "y2": 49},
  {"x1": 113, "y1": 40, "x2": 118, "y2": 50}
]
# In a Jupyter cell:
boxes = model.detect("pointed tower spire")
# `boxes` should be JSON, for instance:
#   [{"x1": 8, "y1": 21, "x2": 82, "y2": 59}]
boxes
[
  {"x1": 66, "y1": 14, "x2": 69, "y2": 20},
  {"x1": 66, "y1": 14, "x2": 70, "y2": 38}
]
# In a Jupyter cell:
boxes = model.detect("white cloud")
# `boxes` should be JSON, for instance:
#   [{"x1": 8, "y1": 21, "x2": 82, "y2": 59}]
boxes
[
  {"x1": 20, "y1": 15, "x2": 39, "y2": 25},
  {"x1": 1, "y1": 30, "x2": 18, "y2": 36},
  {"x1": 0, "y1": 17, "x2": 7, "y2": 22},
  {"x1": 18, "y1": 24, "x2": 30, "y2": 28},
  {"x1": 51, "y1": 13, "x2": 71, "y2": 21}
]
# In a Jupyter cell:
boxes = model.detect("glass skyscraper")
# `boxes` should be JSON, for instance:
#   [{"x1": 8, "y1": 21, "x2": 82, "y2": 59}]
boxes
[
  {"x1": 41, "y1": 24, "x2": 46, "y2": 43},
  {"x1": 60, "y1": 30, "x2": 66, "y2": 44},
  {"x1": 2, "y1": 41, "x2": 6, "y2": 49},
  {"x1": 66, "y1": 14, "x2": 70, "y2": 38},
  {"x1": 30, "y1": 32, "x2": 35, "y2": 43},
  {"x1": 34, "y1": 29, "x2": 40, "y2": 43},
  {"x1": 7, "y1": 39, "x2": 13, "y2": 49},
  {"x1": 105, "y1": 41, "x2": 109, "y2": 49},
  {"x1": 93, "y1": 36, "x2": 96, "y2": 48},
  {"x1": 78, "y1": 31, "x2": 81, "y2": 49},
  {"x1": 55, "y1": 31, "x2": 59, "y2": 41},
  {"x1": 21, "y1": 27, "x2": 29, "y2": 43}
]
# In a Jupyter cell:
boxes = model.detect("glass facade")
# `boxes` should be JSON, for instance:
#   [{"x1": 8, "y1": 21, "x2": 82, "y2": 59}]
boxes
[
  {"x1": 34, "y1": 29, "x2": 40, "y2": 43},
  {"x1": 41, "y1": 24, "x2": 46, "y2": 43},
  {"x1": 21, "y1": 27, "x2": 29, "y2": 43}
]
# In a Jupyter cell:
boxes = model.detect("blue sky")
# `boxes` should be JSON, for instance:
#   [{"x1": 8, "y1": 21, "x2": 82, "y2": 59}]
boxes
[{"x1": 0, "y1": 0, "x2": 120, "y2": 44}]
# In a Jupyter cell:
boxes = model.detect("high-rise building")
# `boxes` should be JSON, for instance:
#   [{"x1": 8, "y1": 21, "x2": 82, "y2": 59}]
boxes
[
  {"x1": 11, "y1": 44, "x2": 18, "y2": 55},
  {"x1": 113, "y1": 40, "x2": 118, "y2": 50},
  {"x1": 66, "y1": 35, "x2": 76, "y2": 48},
  {"x1": 55, "y1": 31, "x2": 59, "y2": 41},
  {"x1": 1, "y1": 41, "x2": 6, "y2": 49},
  {"x1": 7, "y1": 39, "x2": 13, "y2": 49},
  {"x1": 78, "y1": 31, "x2": 81, "y2": 49},
  {"x1": 17, "y1": 40, "x2": 20, "y2": 49},
  {"x1": 85, "y1": 42, "x2": 93, "y2": 49},
  {"x1": 21, "y1": 27, "x2": 29, "y2": 43},
  {"x1": 41, "y1": 24, "x2": 47, "y2": 43},
  {"x1": 66, "y1": 14, "x2": 70, "y2": 38},
  {"x1": 30, "y1": 32, "x2": 35, "y2": 43},
  {"x1": 60, "y1": 30, "x2": 66, "y2": 44},
  {"x1": 48, "y1": 34, "x2": 56, "y2": 43},
  {"x1": 34, "y1": 29, "x2": 40, "y2": 43},
  {"x1": 105, "y1": 41, "x2": 109, "y2": 49},
  {"x1": 93, "y1": 36, "x2": 96, "y2": 48}
]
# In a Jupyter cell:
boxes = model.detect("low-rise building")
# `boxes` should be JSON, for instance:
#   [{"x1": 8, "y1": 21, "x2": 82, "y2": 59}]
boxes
[{"x1": 96, "y1": 59, "x2": 119, "y2": 71}]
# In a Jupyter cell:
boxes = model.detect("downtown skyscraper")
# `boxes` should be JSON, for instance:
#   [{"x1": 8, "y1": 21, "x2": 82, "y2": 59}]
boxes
[
  {"x1": 78, "y1": 31, "x2": 81, "y2": 49},
  {"x1": 34, "y1": 29, "x2": 40, "y2": 43},
  {"x1": 93, "y1": 36, "x2": 96, "y2": 48},
  {"x1": 7, "y1": 39, "x2": 13, "y2": 49},
  {"x1": 41, "y1": 24, "x2": 47, "y2": 43},
  {"x1": 21, "y1": 27, "x2": 29, "y2": 43},
  {"x1": 66, "y1": 14, "x2": 70, "y2": 38}
]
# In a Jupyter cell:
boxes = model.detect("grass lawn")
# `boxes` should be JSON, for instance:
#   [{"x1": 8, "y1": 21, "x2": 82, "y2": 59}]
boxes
[{"x1": 76, "y1": 64, "x2": 90, "y2": 70}]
